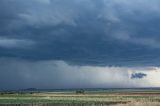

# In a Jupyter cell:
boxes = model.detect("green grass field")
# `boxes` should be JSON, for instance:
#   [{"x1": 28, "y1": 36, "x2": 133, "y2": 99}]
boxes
[{"x1": 0, "y1": 89, "x2": 160, "y2": 106}]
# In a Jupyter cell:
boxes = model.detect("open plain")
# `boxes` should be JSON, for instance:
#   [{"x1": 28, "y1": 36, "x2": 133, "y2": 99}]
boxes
[{"x1": 0, "y1": 88, "x2": 160, "y2": 106}]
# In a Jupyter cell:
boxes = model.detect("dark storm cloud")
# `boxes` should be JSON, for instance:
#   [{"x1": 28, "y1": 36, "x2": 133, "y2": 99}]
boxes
[
  {"x1": 1, "y1": 0, "x2": 160, "y2": 66},
  {"x1": 131, "y1": 73, "x2": 147, "y2": 79},
  {"x1": 1, "y1": 0, "x2": 160, "y2": 89}
]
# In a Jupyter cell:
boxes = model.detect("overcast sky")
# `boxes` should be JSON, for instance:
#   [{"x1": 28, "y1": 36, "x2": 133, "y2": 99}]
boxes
[{"x1": 1, "y1": 0, "x2": 160, "y2": 90}]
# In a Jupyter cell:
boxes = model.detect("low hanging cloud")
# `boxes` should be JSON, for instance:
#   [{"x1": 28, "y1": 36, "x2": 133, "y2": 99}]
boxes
[
  {"x1": 131, "y1": 73, "x2": 147, "y2": 79},
  {"x1": 0, "y1": 58, "x2": 160, "y2": 90}
]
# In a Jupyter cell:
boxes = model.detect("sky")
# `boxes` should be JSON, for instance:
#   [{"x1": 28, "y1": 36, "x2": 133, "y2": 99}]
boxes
[{"x1": 1, "y1": 0, "x2": 160, "y2": 90}]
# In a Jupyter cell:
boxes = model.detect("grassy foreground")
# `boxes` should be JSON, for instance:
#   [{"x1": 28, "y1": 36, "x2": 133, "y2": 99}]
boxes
[{"x1": 0, "y1": 89, "x2": 160, "y2": 106}]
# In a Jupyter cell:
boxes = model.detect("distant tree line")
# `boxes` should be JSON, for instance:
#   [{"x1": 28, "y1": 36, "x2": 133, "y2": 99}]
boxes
[{"x1": 0, "y1": 91, "x2": 35, "y2": 95}]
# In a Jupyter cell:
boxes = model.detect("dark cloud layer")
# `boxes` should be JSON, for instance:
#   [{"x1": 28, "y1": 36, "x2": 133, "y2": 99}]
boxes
[{"x1": 1, "y1": 0, "x2": 160, "y2": 66}]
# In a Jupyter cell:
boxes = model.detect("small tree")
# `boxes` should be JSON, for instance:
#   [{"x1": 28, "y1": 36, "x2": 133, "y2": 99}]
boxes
[{"x1": 76, "y1": 89, "x2": 85, "y2": 94}]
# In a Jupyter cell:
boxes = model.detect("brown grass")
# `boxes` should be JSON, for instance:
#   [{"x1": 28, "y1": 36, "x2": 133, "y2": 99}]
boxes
[
  {"x1": 1, "y1": 91, "x2": 160, "y2": 106},
  {"x1": 114, "y1": 102, "x2": 160, "y2": 106}
]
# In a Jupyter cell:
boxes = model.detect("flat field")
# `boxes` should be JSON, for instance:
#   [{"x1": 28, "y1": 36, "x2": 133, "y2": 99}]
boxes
[{"x1": 0, "y1": 88, "x2": 160, "y2": 106}]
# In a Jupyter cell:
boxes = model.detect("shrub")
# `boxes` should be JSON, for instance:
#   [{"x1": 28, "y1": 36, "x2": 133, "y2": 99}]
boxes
[{"x1": 76, "y1": 89, "x2": 85, "y2": 94}]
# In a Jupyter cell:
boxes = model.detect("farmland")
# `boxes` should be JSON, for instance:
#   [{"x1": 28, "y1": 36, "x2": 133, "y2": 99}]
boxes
[{"x1": 0, "y1": 88, "x2": 160, "y2": 106}]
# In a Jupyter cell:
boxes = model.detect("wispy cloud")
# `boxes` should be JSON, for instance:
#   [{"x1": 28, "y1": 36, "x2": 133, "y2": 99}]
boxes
[
  {"x1": 35, "y1": 0, "x2": 51, "y2": 4},
  {"x1": 16, "y1": 0, "x2": 77, "y2": 27},
  {"x1": 112, "y1": 31, "x2": 160, "y2": 49},
  {"x1": 0, "y1": 38, "x2": 35, "y2": 49}
]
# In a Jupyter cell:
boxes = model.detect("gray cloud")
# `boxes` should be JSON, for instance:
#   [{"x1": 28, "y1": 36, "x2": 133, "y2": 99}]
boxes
[
  {"x1": 5, "y1": 0, "x2": 77, "y2": 29},
  {"x1": 35, "y1": 0, "x2": 51, "y2": 4},
  {"x1": 18, "y1": 5, "x2": 76, "y2": 27},
  {"x1": 0, "y1": 37, "x2": 35, "y2": 49},
  {"x1": 0, "y1": 58, "x2": 159, "y2": 90},
  {"x1": 112, "y1": 31, "x2": 160, "y2": 49}
]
